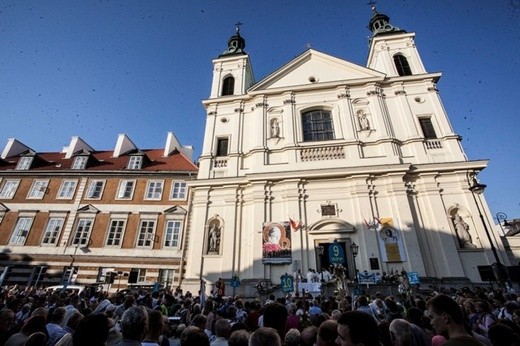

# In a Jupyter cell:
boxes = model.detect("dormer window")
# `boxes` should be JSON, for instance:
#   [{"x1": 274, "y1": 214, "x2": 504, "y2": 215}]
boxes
[
  {"x1": 222, "y1": 76, "x2": 235, "y2": 96},
  {"x1": 72, "y1": 156, "x2": 89, "y2": 170},
  {"x1": 16, "y1": 156, "x2": 33, "y2": 170},
  {"x1": 128, "y1": 156, "x2": 143, "y2": 169},
  {"x1": 393, "y1": 54, "x2": 412, "y2": 76}
]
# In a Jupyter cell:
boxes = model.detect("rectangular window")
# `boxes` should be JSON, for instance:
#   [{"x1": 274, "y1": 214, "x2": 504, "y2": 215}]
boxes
[
  {"x1": 10, "y1": 217, "x2": 33, "y2": 245},
  {"x1": 170, "y1": 181, "x2": 187, "y2": 200},
  {"x1": 116, "y1": 180, "x2": 135, "y2": 200},
  {"x1": 28, "y1": 266, "x2": 47, "y2": 286},
  {"x1": 137, "y1": 220, "x2": 156, "y2": 247},
  {"x1": 145, "y1": 181, "x2": 163, "y2": 200},
  {"x1": 42, "y1": 218, "x2": 64, "y2": 245},
  {"x1": 61, "y1": 266, "x2": 78, "y2": 285},
  {"x1": 106, "y1": 219, "x2": 126, "y2": 246},
  {"x1": 72, "y1": 218, "x2": 93, "y2": 245},
  {"x1": 57, "y1": 180, "x2": 78, "y2": 199},
  {"x1": 128, "y1": 156, "x2": 143, "y2": 169},
  {"x1": 27, "y1": 180, "x2": 49, "y2": 199},
  {"x1": 128, "y1": 268, "x2": 146, "y2": 283},
  {"x1": 164, "y1": 220, "x2": 182, "y2": 248},
  {"x1": 16, "y1": 156, "x2": 33, "y2": 170},
  {"x1": 302, "y1": 109, "x2": 335, "y2": 142},
  {"x1": 0, "y1": 180, "x2": 20, "y2": 199},
  {"x1": 159, "y1": 269, "x2": 175, "y2": 287},
  {"x1": 72, "y1": 156, "x2": 88, "y2": 169},
  {"x1": 97, "y1": 267, "x2": 115, "y2": 283},
  {"x1": 419, "y1": 118, "x2": 437, "y2": 139},
  {"x1": 216, "y1": 138, "x2": 229, "y2": 157},
  {"x1": 86, "y1": 180, "x2": 105, "y2": 199}
]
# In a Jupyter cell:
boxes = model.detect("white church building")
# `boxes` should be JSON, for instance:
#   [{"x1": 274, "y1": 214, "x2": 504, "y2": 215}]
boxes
[{"x1": 183, "y1": 8, "x2": 509, "y2": 295}]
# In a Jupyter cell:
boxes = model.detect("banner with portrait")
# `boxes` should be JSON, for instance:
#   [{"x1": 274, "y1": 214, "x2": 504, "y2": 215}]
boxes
[
  {"x1": 375, "y1": 217, "x2": 407, "y2": 263},
  {"x1": 262, "y1": 221, "x2": 292, "y2": 264}
]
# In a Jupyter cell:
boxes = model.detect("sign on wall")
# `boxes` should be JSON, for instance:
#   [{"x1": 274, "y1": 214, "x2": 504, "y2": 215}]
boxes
[{"x1": 262, "y1": 222, "x2": 292, "y2": 264}]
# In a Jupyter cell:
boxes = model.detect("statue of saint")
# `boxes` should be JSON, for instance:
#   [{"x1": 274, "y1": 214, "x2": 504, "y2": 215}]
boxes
[
  {"x1": 208, "y1": 223, "x2": 221, "y2": 253},
  {"x1": 453, "y1": 214, "x2": 476, "y2": 249},
  {"x1": 357, "y1": 110, "x2": 370, "y2": 130},
  {"x1": 270, "y1": 118, "x2": 280, "y2": 138}
]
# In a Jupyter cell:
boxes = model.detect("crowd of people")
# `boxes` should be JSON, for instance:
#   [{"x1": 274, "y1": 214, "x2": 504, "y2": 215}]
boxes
[{"x1": 1, "y1": 283, "x2": 520, "y2": 345}]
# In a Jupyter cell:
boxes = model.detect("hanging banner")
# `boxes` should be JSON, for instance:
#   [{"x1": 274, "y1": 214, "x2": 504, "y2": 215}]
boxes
[
  {"x1": 262, "y1": 222, "x2": 292, "y2": 264},
  {"x1": 281, "y1": 273, "x2": 294, "y2": 293},
  {"x1": 375, "y1": 217, "x2": 407, "y2": 263},
  {"x1": 328, "y1": 241, "x2": 346, "y2": 264}
]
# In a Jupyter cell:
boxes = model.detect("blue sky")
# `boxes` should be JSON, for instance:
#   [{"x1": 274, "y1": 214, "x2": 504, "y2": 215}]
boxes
[{"x1": 1, "y1": 1, "x2": 519, "y2": 220}]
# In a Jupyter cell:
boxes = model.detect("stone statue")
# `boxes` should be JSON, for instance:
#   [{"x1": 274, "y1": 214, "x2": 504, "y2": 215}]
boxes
[
  {"x1": 357, "y1": 110, "x2": 370, "y2": 130},
  {"x1": 208, "y1": 223, "x2": 221, "y2": 253},
  {"x1": 270, "y1": 118, "x2": 280, "y2": 138},
  {"x1": 453, "y1": 214, "x2": 476, "y2": 249}
]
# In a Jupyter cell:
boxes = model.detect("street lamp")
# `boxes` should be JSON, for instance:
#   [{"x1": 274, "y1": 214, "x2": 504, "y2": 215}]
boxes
[
  {"x1": 469, "y1": 175, "x2": 508, "y2": 289},
  {"x1": 350, "y1": 242, "x2": 359, "y2": 282},
  {"x1": 496, "y1": 212, "x2": 511, "y2": 234}
]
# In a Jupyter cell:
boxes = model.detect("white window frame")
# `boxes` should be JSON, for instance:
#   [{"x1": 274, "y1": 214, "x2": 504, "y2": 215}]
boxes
[
  {"x1": 106, "y1": 219, "x2": 126, "y2": 247},
  {"x1": 16, "y1": 156, "x2": 33, "y2": 170},
  {"x1": 0, "y1": 180, "x2": 20, "y2": 199},
  {"x1": 164, "y1": 220, "x2": 182, "y2": 248},
  {"x1": 170, "y1": 181, "x2": 187, "y2": 200},
  {"x1": 72, "y1": 218, "x2": 94, "y2": 245},
  {"x1": 128, "y1": 156, "x2": 143, "y2": 169},
  {"x1": 85, "y1": 180, "x2": 105, "y2": 200},
  {"x1": 116, "y1": 180, "x2": 136, "y2": 200},
  {"x1": 159, "y1": 269, "x2": 175, "y2": 287},
  {"x1": 145, "y1": 180, "x2": 163, "y2": 200},
  {"x1": 72, "y1": 156, "x2": 88, "y2": 169},
  {"x1": 136, "y1": 219, "x2": 156, "y2": 247},
  {"x1": 41, "y1": 217, "x2": 65, "y2": 245},
  {"x1": 27, "y1": 180, "x2": 49, "y2": 199},
  {"x1": 57, "y1": 180, "x2": 78, "y2": 199},
  {"x1": 10, "y1": 217, "x2": 33, "y2": 245}
]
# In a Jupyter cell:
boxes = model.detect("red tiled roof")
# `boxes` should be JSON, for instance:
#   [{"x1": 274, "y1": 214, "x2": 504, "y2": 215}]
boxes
[{"x1": 0, "y1": 149, "x2": 198, "y2": 172}]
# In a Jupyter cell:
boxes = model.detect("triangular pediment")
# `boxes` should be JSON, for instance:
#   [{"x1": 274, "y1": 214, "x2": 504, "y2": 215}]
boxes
[
  {"x1": 77, "y1": 204, "x2": 99, "y2": 213},
  {"x1": 0, "y1": 203, "x2": 9, "y2": 212},
  {"x1": 250, "y1": 49, "x2": 385, "y2": 92},
  {"x1": 164, "y1": 205, "x2": 187, "y2": 215}
]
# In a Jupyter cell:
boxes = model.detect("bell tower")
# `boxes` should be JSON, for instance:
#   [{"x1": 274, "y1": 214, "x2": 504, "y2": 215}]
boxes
[
  {"x1": 366, "y1": 6, "x2": 427, "y2": 77},
  {"x1": 209, "y1": 24, "x2": 255, "y2": 99}
]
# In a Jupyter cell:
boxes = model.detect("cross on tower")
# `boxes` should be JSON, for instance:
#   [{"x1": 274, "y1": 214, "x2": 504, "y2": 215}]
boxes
[{"x1": 235, "y1": 21, "x2": 243, "y2": 33}]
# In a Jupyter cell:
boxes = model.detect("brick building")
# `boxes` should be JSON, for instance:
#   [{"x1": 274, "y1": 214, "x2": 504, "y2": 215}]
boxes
[{"x1": 0, "y1": 132, "x2": 197, "y2": 291}]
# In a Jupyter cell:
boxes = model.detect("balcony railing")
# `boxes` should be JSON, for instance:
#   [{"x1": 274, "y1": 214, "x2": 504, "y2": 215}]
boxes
[
  {"x1": 425, "y1": 139, "x2": 442, "y2": 150},
  {"x1": 300, "y1": 145, "x2": 345, "y2": 162}
]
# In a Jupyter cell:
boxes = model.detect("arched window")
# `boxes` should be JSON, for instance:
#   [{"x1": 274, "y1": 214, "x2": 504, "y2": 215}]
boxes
[
  {"x1": 221, "y1": 76, "x2": 235, "y2": 96},
  {"x1": 393, "y1": 54, "x2": 412, "y2": 76},
  {"x1": 301, "y1": 109, "x2": 334, "y2": 142}
]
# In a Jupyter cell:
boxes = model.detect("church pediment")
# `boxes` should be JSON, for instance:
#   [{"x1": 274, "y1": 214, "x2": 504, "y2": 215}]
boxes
[{"x1": 249, "y1": 49, "x2": 385, "y2": 92}]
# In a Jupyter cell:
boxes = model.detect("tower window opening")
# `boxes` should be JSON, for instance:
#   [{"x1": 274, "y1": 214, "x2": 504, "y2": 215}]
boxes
[
  {"x1": 222, "y1": 76, "x2": 235, "y2": 96},
  {"x1": 216, "y1": 137, "x2": 229, "y2": 157},
  {"x1": 419, "y1": 117, "x2": 437, "y2": 139},
  {"x1": 393, "y1": 54, "x2": 412, "y2": 76}
]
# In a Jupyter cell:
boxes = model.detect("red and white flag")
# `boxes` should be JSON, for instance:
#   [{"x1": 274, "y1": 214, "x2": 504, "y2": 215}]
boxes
[{"x1": 289, "y1": 217, "x2": 303, "y2": 231}]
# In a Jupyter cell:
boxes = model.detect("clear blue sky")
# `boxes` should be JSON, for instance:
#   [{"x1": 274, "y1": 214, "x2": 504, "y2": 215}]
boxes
[{"x1": 1, "y1": 1, "x2": 519, "y2": 220}]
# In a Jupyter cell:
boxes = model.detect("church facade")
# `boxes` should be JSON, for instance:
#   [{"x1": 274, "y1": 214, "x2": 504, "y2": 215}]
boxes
[{"x1": 183, "y1": 9, "x2": 509, "y2": 295}]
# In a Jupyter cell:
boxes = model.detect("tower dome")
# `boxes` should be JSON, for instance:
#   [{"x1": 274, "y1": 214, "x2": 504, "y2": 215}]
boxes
[
  {"x1": 368, "y1": 6, "x2": 405, "y2": 36},
  {"x1": 219, "y1": 23, "x2": 246, "y2": 57}
]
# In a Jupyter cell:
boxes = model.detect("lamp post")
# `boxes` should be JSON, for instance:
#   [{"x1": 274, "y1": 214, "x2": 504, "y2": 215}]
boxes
[
  {"x1": 350, "y1": 242, "x2": 359, "y2": 283},
  {"x1": 496, "y1": 212, "x2": 510, "y2": 235},
  {"x1": 469, "y1": 175, "x2": 508, "y2": 289}
]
